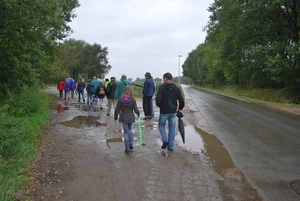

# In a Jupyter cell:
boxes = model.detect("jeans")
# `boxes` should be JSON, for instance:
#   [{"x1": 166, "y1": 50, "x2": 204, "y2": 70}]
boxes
[
  {"x1": 151, "y1": 99, "x2": 155, "y2": 117},
  {"x1": 87, "y1": 93, "x2": 93, "y2": 103},
  {"x1": 122, "y1": 123, "x2": 133, "y2": 150},
  {"x1": 158, "y1": 113, "x2": 176, "y2": 149},
  {"x1": 78, "y1": 90, "x2": 85, "y2": 101}
]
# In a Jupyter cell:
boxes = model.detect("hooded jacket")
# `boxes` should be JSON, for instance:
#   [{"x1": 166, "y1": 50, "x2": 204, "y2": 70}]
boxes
[
  {"x1": 114, "y1": 96, "x2": 140, "y2": 123},
  {"x1": 155, "y1": 82, "x2": 185, "y2": 114}
]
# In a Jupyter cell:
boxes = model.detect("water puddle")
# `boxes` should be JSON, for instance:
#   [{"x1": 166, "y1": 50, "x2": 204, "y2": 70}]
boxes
[
  {"x1": 60, "y1": 116, "x2": 107, "y2": 128},
  {"x1": 100, "y1": 137, "x2": 139, "y2": 143},
  {"x1": 72, "y1": 103, "x2": 98, "y2": 112},
  {"x1": 177, "y1": 124, "x2": 261, "y2": 200},
  {"x1": 144, "y1": 122, "x2": 158, "y2": 130},
  {"x1": 290, "y1": 180, "x2": 300, "y2": 195}
]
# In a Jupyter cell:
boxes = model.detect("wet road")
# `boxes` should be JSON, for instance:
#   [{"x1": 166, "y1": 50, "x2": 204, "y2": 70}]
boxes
[{"x1": 182, "y1": 85, "x2": 300, "y2": 201}]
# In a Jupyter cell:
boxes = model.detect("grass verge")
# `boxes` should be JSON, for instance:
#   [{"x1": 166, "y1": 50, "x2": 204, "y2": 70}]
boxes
[
  {"x1": 0, "y1": 88, "x2": 50, "y2": 201},
  {"x1": 194, "y1": 85, "x2": 300, "y2": 108}
]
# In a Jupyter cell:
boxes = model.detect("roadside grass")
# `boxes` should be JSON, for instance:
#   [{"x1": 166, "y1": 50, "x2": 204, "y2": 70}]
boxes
[
  {"x1": 0, "y1": 88, "x2": 50, "y2": 201},
  {"x1": 194, "y1": 85, "x2": 300, "y2": 107}
]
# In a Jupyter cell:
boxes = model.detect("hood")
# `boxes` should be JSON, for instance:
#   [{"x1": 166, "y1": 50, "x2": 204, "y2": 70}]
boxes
[
  {"x1": 162, "y1": 83, "x2": 175, "y2": 92},
  {"x1": 121, "y1": 95, "x2": 132, "y2": 103}
]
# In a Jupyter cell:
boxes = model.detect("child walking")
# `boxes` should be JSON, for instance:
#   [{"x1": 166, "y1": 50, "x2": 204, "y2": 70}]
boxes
[{"x1": 114, "y1": 86, "x2": 140, "y2": 154}]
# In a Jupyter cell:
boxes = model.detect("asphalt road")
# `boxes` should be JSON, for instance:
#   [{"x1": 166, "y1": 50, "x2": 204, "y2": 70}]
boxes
[{"x1": 182, "y1": 85, "x2": 300, "y2": 201}]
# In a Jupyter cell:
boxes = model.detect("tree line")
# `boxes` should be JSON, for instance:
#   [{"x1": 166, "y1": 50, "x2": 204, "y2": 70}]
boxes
[
  {"x1": 0, "y1": 0, "x2": 112, "y2": 96},
  {"x1": 182, "y1": 0, "x2": 300, "y2": 103}
]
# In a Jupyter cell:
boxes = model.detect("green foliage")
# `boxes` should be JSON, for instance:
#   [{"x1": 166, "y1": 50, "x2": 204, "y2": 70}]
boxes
[
  {"x1": 183, "y1": 0, "x2": 300, "y2": 103},
  {"x1": 61, "y1": 39, "x2": 112, "y2": 81},
  {"x1": 0, "y1": 0, "x2": 80, "y2": 94},
  {"x1": 0, "y1": 89, "x2": 50, "y2": 200}
]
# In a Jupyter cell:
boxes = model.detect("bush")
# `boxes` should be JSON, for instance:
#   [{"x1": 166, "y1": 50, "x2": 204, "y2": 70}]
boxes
[{"x1": 0, "y1": 88, "x2": 50, "y2": 200}]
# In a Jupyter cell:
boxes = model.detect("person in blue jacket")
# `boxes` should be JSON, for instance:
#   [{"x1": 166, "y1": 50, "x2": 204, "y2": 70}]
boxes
[
  {"x1": 142, "y1": 72, "x2": 155, "y2": 120},
  {"x1": 91, "y1": 76, "x2": 100, "y2": 103}
]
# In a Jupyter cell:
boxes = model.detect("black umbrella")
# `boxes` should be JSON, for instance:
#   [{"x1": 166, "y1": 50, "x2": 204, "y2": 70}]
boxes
[{"x1": 177, "y1": 111, "x2": 185, "y2": 143}]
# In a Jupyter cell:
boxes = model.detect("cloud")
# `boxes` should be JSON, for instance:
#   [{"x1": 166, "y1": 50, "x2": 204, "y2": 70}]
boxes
[{"x1": 68, "y1": 0, "x2": 214, "y2": 80}]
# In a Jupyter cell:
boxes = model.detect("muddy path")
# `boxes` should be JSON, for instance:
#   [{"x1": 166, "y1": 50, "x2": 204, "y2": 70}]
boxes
[{"x1": 30, "y1": 87, "x2": 262, "y2": 201}]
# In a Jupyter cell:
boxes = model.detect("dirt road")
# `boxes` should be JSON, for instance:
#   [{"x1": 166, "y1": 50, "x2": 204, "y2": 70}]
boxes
[{"x1": 30, "y1": 87, "x2": 262, "y2": 201}]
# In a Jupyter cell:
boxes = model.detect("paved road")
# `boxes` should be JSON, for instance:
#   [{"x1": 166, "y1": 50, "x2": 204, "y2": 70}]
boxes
[{"x1": 182, "y1": 85, "x2": 300, "y2": 201}]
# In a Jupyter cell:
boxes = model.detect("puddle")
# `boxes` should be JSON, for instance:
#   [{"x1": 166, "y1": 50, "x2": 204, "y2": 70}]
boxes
[
  {"x1": 60, "y1": 116, "x2": 107, "y2": 128},
  {"x1": 144, "y1": 122, "x2": 158, "y2": 130},
  {"x1": 177, "y1": 124, "x2": 261, "y2": 200},
  {"x1": 73, "y1": 104, "x2": 98, "y2": 112},
  {"x1": 100, "y1": 137, "x2": 139, "y2": 143},
  {"x1": 290, "y1": 180, "x2": 300, "y2": 195}
]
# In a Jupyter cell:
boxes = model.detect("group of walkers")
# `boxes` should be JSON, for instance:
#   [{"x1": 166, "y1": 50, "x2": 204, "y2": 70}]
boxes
[{"x1": 57, "y1": 72, "x2": 185, "y2": 154}]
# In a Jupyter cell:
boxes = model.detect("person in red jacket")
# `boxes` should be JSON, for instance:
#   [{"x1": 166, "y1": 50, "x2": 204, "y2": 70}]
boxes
[{"x1": 57, "y1": 79, "x2": 65, "y2": 99}]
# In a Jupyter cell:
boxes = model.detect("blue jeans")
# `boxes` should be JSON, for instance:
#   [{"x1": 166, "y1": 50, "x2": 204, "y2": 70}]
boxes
[
  {"x1": 158, "y1": 113, "x2": 176, "y2": 149},
  {"x1": 122, "y1": 123, "x2": 133, "y2": 150},
  {"x1": 87, "y1": 93, "x2": 93, "y2": 103},
  {"x1": 151, "y1": 99, "x2": 155, "y2": 117},
  {"x1": 78, "y1": 90, "x2": 85, "y2": 101}
]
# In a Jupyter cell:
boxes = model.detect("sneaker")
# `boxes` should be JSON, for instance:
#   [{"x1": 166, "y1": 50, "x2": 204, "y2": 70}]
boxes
[
  {"x1": 106, "y1": 114, "x2": 110, "y2": 116},
  {"x1": 148, "y1": 116, "x2": 152, "y2": 119},
  {"x1": 143, "y1": 117, "x2": 149, "y2": 120},
  {"x1": 83, "y1": 99, "x2": 85, "y2": 102},
  {"x1": 125, "y1": 150, "x2": 130, "y2": 154},
  {"x1": 100, "y1": 107, "x2": 103, "y2": 110},
  {"x1": 129, "y1": 144, "x2": 133, "y2": 149},
  {"x1": 167, "y1": 148, "x2": 173, "y2": 151},
  {"x1": 161, "y1": 142, "x2": 168, "y2": 149}
]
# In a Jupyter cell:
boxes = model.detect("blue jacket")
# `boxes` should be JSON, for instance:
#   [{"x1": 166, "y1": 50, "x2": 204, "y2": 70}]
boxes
[{"x1": 142, "y1": 78, "x2": 155, "y2": 97}]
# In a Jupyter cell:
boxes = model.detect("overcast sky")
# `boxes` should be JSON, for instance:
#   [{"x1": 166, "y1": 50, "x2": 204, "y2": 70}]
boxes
[{"x1": 67, "y1": 0, "x2": 214, "y2": 80}]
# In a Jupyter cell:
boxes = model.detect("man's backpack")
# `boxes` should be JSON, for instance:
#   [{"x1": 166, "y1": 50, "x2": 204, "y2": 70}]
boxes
[
  {"x1": 89, "y1": 84, "x2": 95, "y2": 94},
  {"x1": 99, "y1": 86, "x2": 105, "y2": 95}
]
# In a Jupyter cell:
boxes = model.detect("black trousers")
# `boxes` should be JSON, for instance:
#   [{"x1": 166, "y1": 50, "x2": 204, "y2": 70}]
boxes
[{"x1": 143, "y1": 96, "x2": 153, "y2": 117}]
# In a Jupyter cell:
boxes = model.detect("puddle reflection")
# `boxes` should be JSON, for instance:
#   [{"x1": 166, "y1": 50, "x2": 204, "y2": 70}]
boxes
[
  {"x1": 61, "y1": 116, "x2": 106, "y2": 128},
  {"x1": 73, "y1": 104, "x2": 98, "y2": 112}
]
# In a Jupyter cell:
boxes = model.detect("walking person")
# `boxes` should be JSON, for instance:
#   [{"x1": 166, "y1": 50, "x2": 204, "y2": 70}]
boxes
[
  {"x1": 96, "y1": 80, "x2": 106, "y2": 110},
  {"x1": 86, "y1": 79, "x2": 95, "y2": 105},
  {"x1": 91, "y1": 76, "x2": 100, "y2": 103},
  {"x1": 64, "y1": 80, "x2": 71, "y2": 100},
  {"x1": 114, "y1": 86, "x2": 140, "y2": 154},
  {"x1": 57, "y1": 79, "x2": 64, "y2": 99},
  {"x1": 76, "y1": 78, "x2": 85, "y2": 102},
  {"x1": 155, "y1": 72, "x2": 185, "y2": 151},
  {"x1": 114, "y1": 74, "x2": 132, "y2": 100},
  {"x1": 70, "y1": 80, "x2": 76, "y2": 98},
  {"x1": 106, "y1": 77, "x2": 117, "y2": 116},
  {"x1": 142, "y1": 72, "x2": 155, "y2": 120}
]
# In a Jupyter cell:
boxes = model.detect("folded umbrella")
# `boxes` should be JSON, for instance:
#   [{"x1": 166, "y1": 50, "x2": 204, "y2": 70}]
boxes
[
  {"x1": 177, "y1": 111, "x2": 185, "y2": 143},
  {"x1": 136, "y1": 117, "x2": 143, "y2": 144}
]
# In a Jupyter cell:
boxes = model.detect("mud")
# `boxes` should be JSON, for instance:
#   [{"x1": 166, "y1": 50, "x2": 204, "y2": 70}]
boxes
[{"x1": 30, "y1": 87, "x2": 263, "y2": 201}]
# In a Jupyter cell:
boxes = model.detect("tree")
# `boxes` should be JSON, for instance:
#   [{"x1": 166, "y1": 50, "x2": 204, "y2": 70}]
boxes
[
  {"x1": 61, "y1": 39, "x2": 112, "y2": 81},
  {"x1": 0, "y1": 0, "x2": 80, "y2": 94},
  {"x1": 184, "y1": 0, "x2": 300, "y2": 102}
]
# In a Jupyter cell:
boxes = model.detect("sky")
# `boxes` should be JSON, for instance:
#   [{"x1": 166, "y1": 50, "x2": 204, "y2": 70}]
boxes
[{"x1": 67, "y1": 0, "x2": 214, "y2": 80}]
